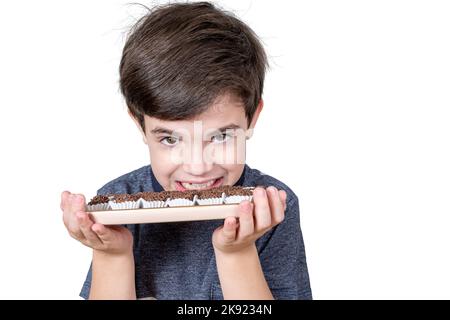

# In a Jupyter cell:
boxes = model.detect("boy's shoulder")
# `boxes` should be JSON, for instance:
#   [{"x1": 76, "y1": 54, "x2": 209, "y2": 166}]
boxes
[
  {"x1": 97, "y1": 165, "x2": 152, "y2": 195},
  {"x1": 244, "y1": 165, "x2": 299, "y2": 205}
]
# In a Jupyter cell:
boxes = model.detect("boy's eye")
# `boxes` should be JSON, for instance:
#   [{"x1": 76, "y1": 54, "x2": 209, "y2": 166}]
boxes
[
  {"x1": 160, "y1": 136, "x2": 180, "y2": 146},
  {"x1": 211, "y1": 133, "x2": 232, "y2": 143}
]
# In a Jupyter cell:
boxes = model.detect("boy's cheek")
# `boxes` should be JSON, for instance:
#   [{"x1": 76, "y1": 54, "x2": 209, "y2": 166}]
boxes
[
  {"x1": 148, "y1": 143, "x2": 183, "y2": 166},
  {"x1": 204, "y1": 139, "x2": 246, "y2": 165}
]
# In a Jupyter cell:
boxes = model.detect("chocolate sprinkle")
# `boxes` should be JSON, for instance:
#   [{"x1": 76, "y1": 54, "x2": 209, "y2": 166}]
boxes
[
  {"x1": 113, "y1": 193, "x2": 141, "y2": 203},
  {"x1": 139, "y1": 191, "x2": 171, "y2": 202},
  {"x1": 224, "y1": 186, "x2": 254, "y2": 197},
  {"x1": 167, "y1": 190, "x2": 196, "y2": 201},
  {"x1": 88, "y1": 186, "x2": 258, "y2": 206},
  {"x1": 87, "y1": 195, "x2": 110, "y2": 206}
]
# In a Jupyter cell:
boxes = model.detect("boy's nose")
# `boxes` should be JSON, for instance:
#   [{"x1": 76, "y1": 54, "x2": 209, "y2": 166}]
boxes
[
  {"x1": 182, "y1": 162, "x2": 214, "y2": 176},
  {"x1": 182, "y1": 143, "x2": 214, "y2": 175}
]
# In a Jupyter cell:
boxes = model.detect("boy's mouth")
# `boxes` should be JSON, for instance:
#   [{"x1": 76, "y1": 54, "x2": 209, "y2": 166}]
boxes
[{"x1": 175, "y1": 177, "x2": 223, "y2": 191}]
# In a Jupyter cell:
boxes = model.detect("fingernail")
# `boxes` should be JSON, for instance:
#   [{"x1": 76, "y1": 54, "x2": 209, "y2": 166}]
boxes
[
  {"x1": 255, "y1": 187, "x2": 265, "y2": 196},
  {"x1": 268, "y1": 186, "x2": 277, "y2": 194}
]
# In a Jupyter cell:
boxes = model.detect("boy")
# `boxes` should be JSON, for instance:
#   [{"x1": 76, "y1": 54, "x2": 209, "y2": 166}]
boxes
[{"x1": 61, "y1": 2, "x2": 312, "y2": 300}]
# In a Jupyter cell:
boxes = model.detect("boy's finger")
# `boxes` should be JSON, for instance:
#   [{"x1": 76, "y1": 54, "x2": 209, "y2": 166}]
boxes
[
  {"x1": 236, "y1": 201, "x2": 254, "y2": 238},
  {"x1": 62, "y1": 196, "x2": 85, "y2": 240},
  {"x1": 279, "y1": 190, "x2": 287, "y2": 211},
  {"x1": 70, "y1": 194, "x2": 86, "y2": 212},
  {"x1": 253, "y1": 187, "x2": 272, "y2": 231},
  {"x1": 92, "y1": 223, "x2": 114, "y2": 243},
  {"x1": 64, "y1": 194, "x2": 84, "y2": 230},
  {"x1": 266, "y1": 187, "x2": 285, "y2": 225},
  {"x1": 77, "y1": 212, "x2": 103, "y2": 246},
  {"x1": 221, "y1": 217, "x2": 237, "y2": 242},
  {"x1": 60, "y1": 191, "x2": 71, "y2": 211},
  {"x1": 67, "y1": 223, "x2": 84, "y2": 241}
]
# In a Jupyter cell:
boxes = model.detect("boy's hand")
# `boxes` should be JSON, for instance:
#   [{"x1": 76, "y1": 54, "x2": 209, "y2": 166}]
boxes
[
  {"x1": 61, "y1": 191, "x2": 133, "y2": 255},
  {"x1": 212, "y1": 186, "x2": 287, "y2": 254}
]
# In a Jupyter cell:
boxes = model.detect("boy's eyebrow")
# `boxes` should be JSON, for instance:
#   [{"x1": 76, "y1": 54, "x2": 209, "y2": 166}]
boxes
[
  {"x1": 212, "y1": 124, "x2": 242, "y2": 132},
  {"x1": 150, "y1": 127, "x2": 176, "y2": 135},
  {"x1": 150, "y1": 124, "x2": 242, "y2": 135},
  {"x1": 205, "y1": 124, "x2": 244, "y2": 137}
]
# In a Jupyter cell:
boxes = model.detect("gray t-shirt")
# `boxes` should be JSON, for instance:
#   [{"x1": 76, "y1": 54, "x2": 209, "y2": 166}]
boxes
[{"x1": 80, "y1": 164, "x2": 312, "y2": 299}]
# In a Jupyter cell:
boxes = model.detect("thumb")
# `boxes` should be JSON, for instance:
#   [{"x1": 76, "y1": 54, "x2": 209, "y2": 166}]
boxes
[
  {"x1": 220, "y1": 217, "x2": 238, "y2": 243},
  {"x1": 91, "y1": 223, "x2": 112, "y2": 243}
]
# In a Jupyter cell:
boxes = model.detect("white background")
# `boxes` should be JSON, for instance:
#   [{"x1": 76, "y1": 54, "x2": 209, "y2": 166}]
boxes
[{"x1": 0, "y1": 0, "x2": 449, "y2": 299}]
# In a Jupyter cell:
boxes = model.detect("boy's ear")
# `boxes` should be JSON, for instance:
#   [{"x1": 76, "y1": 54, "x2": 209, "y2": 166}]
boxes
[
  {"x1": 128, "y1": 110, "x2": 148, "y2": 145},
  {"x1": 246, "y1": 99, "x2": 264, "y2": 140}
]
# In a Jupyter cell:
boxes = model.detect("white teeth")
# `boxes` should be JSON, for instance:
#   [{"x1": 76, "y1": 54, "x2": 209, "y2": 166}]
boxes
[{"x1": 181, "y1": 179, "x2": 216, "y2": 190}]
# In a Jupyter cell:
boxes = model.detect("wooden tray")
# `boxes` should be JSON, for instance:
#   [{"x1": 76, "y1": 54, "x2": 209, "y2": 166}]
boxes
[{"x1": 88, "y1": 203, "x2": 240, "y2": 225}]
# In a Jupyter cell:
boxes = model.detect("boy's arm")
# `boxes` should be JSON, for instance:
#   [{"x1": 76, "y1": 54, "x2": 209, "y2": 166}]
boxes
[
  {"x1": 89, "y1": 250, "x2": 136, "y2": 300},
  {"x1": 61, "y1": 191, "x2": 136, "y2": 299},
  {"x1": 215, "y1": 244, "x2": 273, "y2": 300},
  {"x1": 257, "y1": 195, "x2": 312, "y2": 300},
  {"x1": 212, "y1": 186, "x2": 287, "y2": 300}
]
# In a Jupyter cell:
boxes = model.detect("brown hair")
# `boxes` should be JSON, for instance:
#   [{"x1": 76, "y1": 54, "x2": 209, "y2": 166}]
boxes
[{"x1": 119, "y1": 2, "x2": 268, "y2": 131}]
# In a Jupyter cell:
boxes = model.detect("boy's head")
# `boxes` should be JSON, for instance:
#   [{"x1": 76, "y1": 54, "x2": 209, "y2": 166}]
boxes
[{"x1": 119, "y1": 2, "x2": 268, "y2": 191}]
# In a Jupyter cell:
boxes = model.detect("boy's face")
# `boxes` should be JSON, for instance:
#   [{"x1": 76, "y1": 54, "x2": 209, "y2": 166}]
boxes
[{"x1": 130, "y1": 93, "x2": 263, "y2": 191}]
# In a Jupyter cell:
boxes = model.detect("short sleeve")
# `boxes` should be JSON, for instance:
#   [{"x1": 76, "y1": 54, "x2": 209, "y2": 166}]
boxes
[
  {"x1": 256, "y1": 195, "x2": 312, "y2": 299},
  {"x1": 79, "y1": 263, "x2": 92, "y2": 299}
]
